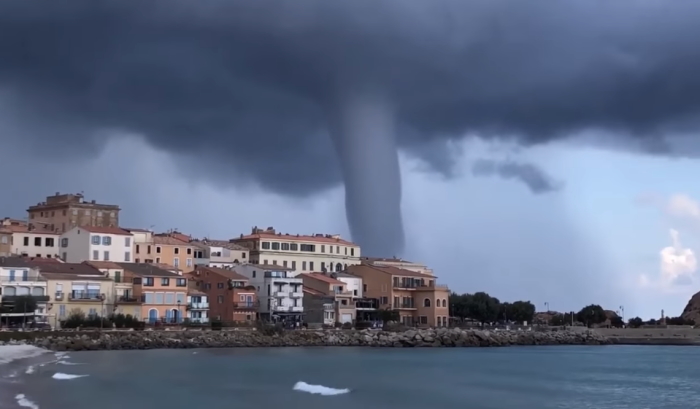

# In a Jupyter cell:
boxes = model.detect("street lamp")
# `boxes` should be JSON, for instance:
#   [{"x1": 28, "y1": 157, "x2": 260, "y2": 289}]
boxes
[
  {"x1": 544, "y1": 302, "x2": 549, "y2": 313},
  {"x1": 98, "y1": 294, "x2": 106, "y2": 331},
  {"x1": 619, "y1": 305, "x2": 625, "y2": 323},
  {"x1": 177, "y1": 300, "x2": 182, "y2": 324}
]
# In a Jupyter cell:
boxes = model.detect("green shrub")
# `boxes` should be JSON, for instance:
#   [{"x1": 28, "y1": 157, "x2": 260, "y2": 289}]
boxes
[
  {"x1": 341, "y1": 322, "x2": 353, "y2": 330},
  {"x1": 211, "y1": 320, "x2": 223, "y2": 331}
]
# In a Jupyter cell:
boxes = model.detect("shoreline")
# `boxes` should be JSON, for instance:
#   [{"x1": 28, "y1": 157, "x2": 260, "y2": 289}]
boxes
[{"x1": 0, "y1": 328, "x2": 610, "y2": 351}]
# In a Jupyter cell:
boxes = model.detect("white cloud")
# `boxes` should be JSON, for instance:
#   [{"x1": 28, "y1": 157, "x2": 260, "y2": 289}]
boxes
[
  {"x1": 640, "y1": 229, "x2": 698, "y2": 292},
  {"x1": 667, "y1": 194, "x2": 700, "y2": 221}
]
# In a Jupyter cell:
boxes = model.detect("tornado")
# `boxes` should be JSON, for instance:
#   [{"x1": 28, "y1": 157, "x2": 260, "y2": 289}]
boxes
[{"x1": 329, "y1": 89, "x2": 405, "y2": 257}]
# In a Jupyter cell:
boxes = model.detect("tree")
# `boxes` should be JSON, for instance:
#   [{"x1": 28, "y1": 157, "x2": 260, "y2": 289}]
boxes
[
  {"x1": 627, "y1": 317, "x2": 643, "y2": 328},
  {"x1": 9, "y1": 295, "x2": 37, "y2": 314},
  {"x1": 550, "y1": 313, "x2": 566, "y2": 326},
  {"x1": 500, "y1": 301, "x2": 536, "y2": 324},
  {"x1": 610, "y1": 316, "x2": 624, "y2": 328},
  {"x1": 575, "y1": 304, "x2": 607, "y2": 327},
  {"x1": 376, "y1": 308, "x2": 399, "y2": 322},
  {"x1": 665, "y1": 316, "x2": 695, "y2": 326}
]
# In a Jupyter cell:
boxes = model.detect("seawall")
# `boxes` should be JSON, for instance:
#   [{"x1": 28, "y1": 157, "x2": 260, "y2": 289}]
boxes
[
  {"x1": 0, "y1": 328, "x2": 610, "y2": 351},
  {"x1": 595, "y1": 327, "x2": 700, "y2": 346}
]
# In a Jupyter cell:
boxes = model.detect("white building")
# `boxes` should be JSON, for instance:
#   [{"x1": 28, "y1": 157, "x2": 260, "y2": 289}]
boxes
[
  {"x1": 60, "y1": 226, "x2": 135, "y2": 263},
  {"x1": 187, "y1": 288, "x2": 209, "y2": 324},
  {"x1": 231, "y1": 226, "x2": 361, "y2": 274},
  {"x1": 190, "y1": 239, "x2": 249, "y2": 268},
  {"x1": 5, "y1": 225, "x2": 61, "y2": 259},
  {"x1": 334, "y1": 272, "x2": 363, "y2": 298},
  {"x1": 0, "y1": 257, "x2": 49, "y2": 321},
  {"x1": 234, "y1": 264, "x2": 303, "y2": 321}
]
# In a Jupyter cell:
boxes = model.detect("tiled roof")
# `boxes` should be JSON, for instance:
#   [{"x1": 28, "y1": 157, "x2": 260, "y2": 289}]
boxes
[
  {"x1": 117, "y1": 263, "x2": 180, "y2": 278},
  {"x1": 2, "y1": 225, "x2": 57, "y2": 234},
  {"x1": 79, "y1": 226, "x2": 132, "y2": 236},
  {"x1": 191, "y1": 239, "x2": 248, "y2": 251},
  {"x1": 40, "y1": 273, "x2": 112, "y2": 281},
  {"x1": 250, "y1": 263, "x2": 293, "y2": 271},
  {"x1": 302, "y1": 286, "x2": 327, "y2": 296},
  {"x1": 30, "y1": 262, "x2": 104, "y2": 275},
  {"x1": 233, "y1": 228, "x2": 357, "y2": 246},
  {"x1": 84, "y1": 261, "x2": 124, "y2": 270},
  {"x1": 362, "y1": 256, "x2": 415, "y2": 264},
  {"x1": 153, "y1": 236, "x2": 190, "y2": 246},
  {"x1": 0, "y1": 256, "x2": 30, "y2": 267},
  {"x1": 348, "y1": 264, "x2": 434, "y2": 278},
  {"x1": 122, "y1": 227, "x2": 152, "y2": 233},
  {"x1": 194, "y1": 266, "x2": 248, "y2": 281},
  {"x1": 304, "y1": 272, "x2": 344, "y2": 285}
]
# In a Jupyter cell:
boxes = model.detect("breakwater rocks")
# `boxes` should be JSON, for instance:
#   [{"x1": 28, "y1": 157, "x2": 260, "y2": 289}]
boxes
[{"x1": 1, "y1": 328, "x2": 610, "y2": 351}]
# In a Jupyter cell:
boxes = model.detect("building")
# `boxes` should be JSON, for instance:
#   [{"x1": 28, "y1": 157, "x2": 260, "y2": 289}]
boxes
[
  {"x1": 231, "y1": 226, "x2": 361, "y2": 274},
  {"x1": 28, "y1": 261, "x2": 114, "y2": 328},
  {"x1": 84, "y1": 261, "x2": 139, "y2": 318},
  {"x1": 362, "y1": 257, "x2": 434, "y2": 276},
  {"x1": 128, "y1": 230, "x2": 195, "y2": 272},
  {"x1": 189, "y1": 266, "x2": 256, "y2": 323},
  {"x1": 186, "y1": 283, "x2": 209, "y2": 324},
  {"x1": 301, "y1": 272, "x2": 356, "y2": 324},
  {"x1": 190, "y1": 239, "x2": 249, "y2": 268},
  {"x1": 347, "y1": 264, "x2": 450, "y2": 327},
  {"x1": 26, "y1": 192, "x2": 120, "y2": 233},
  {"x1": 3, "y1": 224, "x2": 61, "y2": 259},
  {"x1": 302, "y1": 286, "x2": 336, "y2": 326},
  {"x1": 117, "y1": 263, "x2": 187, "y2": 324},
  {"x1": 60, "y1": 226, "x2": 134, "y2": 263},
  {"x1": 0, "y1": 257, "x2": 50, "y2": 325},
  {"x1": 0, "y1": 218, "x2": 27, "y2": 256},
  {"x1": 233, "y1": 264, "x2": 303, "y2": 322}
]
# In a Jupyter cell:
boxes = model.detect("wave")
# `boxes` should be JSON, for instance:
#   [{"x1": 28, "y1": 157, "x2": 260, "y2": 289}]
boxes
[
  {"x1": 0, "y1": 346, "x2": 48, "y2": 365},
  {"x1": 293, "y1": 381, "x2": 350, "y2": 396},
  {"x1": 15, "y1": 394, "x2": 39, "y2": 409},
  {"x1": 57, "y1": 361, "x2": 83, "y2": 365},
  {"x1": 52, "y1": 373, "x2": 89, "y2": 380},
  {"x1": 25, "y1": 366, "x2": 35, "y2": 374}
]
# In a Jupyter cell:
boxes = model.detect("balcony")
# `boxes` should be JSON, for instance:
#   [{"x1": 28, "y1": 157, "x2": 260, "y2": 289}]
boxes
[
  {"x1": 1, "y1": 295, "x2": 50, "y2": 302},
  {"x1": 274, "y1": 291, "x2": 288, "y2": 297},
  {"x1": 290, "y1": 291, "x2": 303, "y2": 298},
  {"x1": 117, "y1": 295, "x2": 141, "y2": 304},
  {"x1": 290, "y1": 306, "x2": 303, "y2": 312},
  {"x1": 0, "y1": 277, "x2": 46, "y2": 285},
  {"x1": 233, "y1": 301, "x2": 258, "y2": 310},
  {"x1": 189, "y1": 302, "x2": 209, "y2": 310},
  {"x1": 69, "y1": 291, "x2": 103, "y2": 302},
  {"x1": 393, "y1": 302, "x2": 417, "y2": 310}
]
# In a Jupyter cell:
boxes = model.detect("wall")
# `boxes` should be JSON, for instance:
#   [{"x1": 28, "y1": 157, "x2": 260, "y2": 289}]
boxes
[
  {"x1": 337, "y1": 276, "x2": 363, "y2": 298},
  {"x1": 349, "y1": 268, "x2": 392, "y2": 308},
  {"x1": 59, "y1": 228, "x2": 91, "y2": 262},
  {"x1": 135, "y1": 238, "x2": 196, "y2": 272},
  {"x1": 27, "y1": 196, "x2": 120, "y2": 233},
  {"x1": 133, "y1": 277, "x2": 188, "y2": 321},
  {"x1": 11, "y1": 232, "x2": 61, "y2": 258},
  {"x1": 303, "y1": 293, "x2": 334, "y2": 325},
  {"x1": 48, "y1": 278, "x2": 114, "y2": 328}
]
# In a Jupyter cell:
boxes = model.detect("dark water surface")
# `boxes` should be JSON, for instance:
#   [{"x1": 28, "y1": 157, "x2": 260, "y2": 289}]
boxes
[{"x1": 2, "y1": 345, "x2": 699, "y2": 409}]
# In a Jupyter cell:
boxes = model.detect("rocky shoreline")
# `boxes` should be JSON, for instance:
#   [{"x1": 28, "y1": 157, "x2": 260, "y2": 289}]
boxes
[{"x1": 0, "y1": 328, "x2": 610, "y2": 351}]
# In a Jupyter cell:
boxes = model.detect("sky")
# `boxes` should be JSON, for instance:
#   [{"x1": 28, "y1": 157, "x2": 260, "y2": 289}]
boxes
[{"x1": 2, "y1": 0, "x2": 700, "y2": 320}]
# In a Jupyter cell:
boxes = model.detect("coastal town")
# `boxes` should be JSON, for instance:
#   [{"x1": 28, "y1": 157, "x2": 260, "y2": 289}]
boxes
[{"x1": 0, "y1": 192, "x2": 451, "y2": 329}]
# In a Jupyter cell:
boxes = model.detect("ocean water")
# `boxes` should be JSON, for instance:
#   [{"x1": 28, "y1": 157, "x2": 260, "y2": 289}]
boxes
[{"x1": 2, "y1": 345, "x2": 699, "y2": 409}]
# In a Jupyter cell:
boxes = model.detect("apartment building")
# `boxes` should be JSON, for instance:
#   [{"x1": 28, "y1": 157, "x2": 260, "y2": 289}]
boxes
[
  {"x1": 84, "y1": 261, "x2": 139, "y2": 317},
  {"x1": 129, "y1": 230, "x2": 195, "y2": 272},
  {"x1": 59, "y1": 226, "x2": 134, "y2": 263},
  {"x1": 301, "y1": 272, "x2": 356, "y2": 324},
  {"x1": 0, "y1": 257, "x2": 50, "y2": 323},
  {"x1": 233, "y1": 264, "x2": 303, "y2": 322},
  {"x1": 189, "y1": 266, "x2": 257, "y2": 322},
  {"x1": 231, "y1": 226, "x2": 361, "y2": 274},
  {"x1": 1, "y1": 224, "x2": 61, "y2": 259},
  {"x1": 347, "y1": 264, "x2": 450, "y2": 327},
  {"x1": 26, "y1": 192, "x2": 120, "y2": 233},
  {"x1": 118, "y1": 263, "x2": 187, "y2": 324},
  {"x1": 190, "y1": 239, "x2": 249, "y2": 268},
  {"x1": 28, "y1": 261, "x2": 114, "y2": 328},
  {"x1": 362, "y1": 257, "x2": 434, "y2": 276},
  {"x1": 186, "y1": 283, "x2": 209, "y2": 324},
  {"x1": 302, "y1": 286, "x2": 336, "y2": 326}
]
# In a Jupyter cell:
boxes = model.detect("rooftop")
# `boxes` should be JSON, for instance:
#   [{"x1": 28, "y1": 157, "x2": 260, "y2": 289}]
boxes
[
  {"x1": 29, "y1": 262, "x2": 104, "y2": 276},
  {"x1": 28, "y1": 193, "x2": 120, "y2": 210},
  {"x1": 249, "y1": 263, "x2": 294, "y2": 271},
  {"x1": 84, "y1": 261, "x2": 124, "y2": 270},
  {"x1": 122, "y1": 227, "x2": 152, "y2": 233},
  {"x1": 40, "y1": 272, "x2": 112, "y2": 281},
  {"x1": 190, "y1": 239, "x2": 248, "y2": 251},
  {"x1": 348, "y1": 264, "x2": 435, "y2": 278},
  {"x1": 304, "y1": 272, "x2": 345, "y2": 285},
  {"x1": 362, "y1": 256, "x2": 417, "y2": 264},
  {"x1": 194, "y1": 266, "x2": 248, "y2": 281},
  {"x1": 77, "y1": 226, "x2": 132, "y2": 236},
  {"x1": 302, "y1": 286, "x2": 328, "y2": 297},
  {"x1": 233, "y1": 226, "x2": 357, "y2": 246},
  {"x1": 117, "y1": 263, "x2": 180, "y2": 278},
  {"x1": 0, "y1": 256, "x2": 30, "y2": 267},
  {"x1": 152, "y1": 236, "x2": 190, "y2": 246}
]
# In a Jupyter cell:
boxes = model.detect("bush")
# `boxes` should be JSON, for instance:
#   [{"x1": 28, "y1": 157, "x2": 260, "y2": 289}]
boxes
[
  {"x1": 211, "y1": 321, "x2": 223, "y2": 331},
  {"x1": 341, "y1": 322, "x2": 353, "y2": 330},
  {"x1": 255, "y1": 321, "x2": 284, "y2": 336}
]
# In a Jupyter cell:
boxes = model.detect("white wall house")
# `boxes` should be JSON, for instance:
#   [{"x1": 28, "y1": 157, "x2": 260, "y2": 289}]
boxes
[
  {"x1": 191, "y1": 240, "x2": 249, "y2": 269},
  {"x1": 11, "y1": 230, "x2": 61, "y2": 259},
  {"x1": 234, "y1": 264, "x2": 303, "y2": 321},
  {"x1": 335, "y1": 272, "x2": 363, "y2": 299},
  {"x1": 60, "y1": 226, "x2": 134, "y2": 263},
  {"x1": 0, "y1": 259, "x2": 49, "y2": 321},
  {"x1": 187, "y1": 290, "x2": 209, "y2": 324}
]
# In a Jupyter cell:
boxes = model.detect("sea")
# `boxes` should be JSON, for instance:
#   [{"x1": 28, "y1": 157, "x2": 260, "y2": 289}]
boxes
[{"x1": 1, "y1": 344, "x2": 699, "y2": 409}]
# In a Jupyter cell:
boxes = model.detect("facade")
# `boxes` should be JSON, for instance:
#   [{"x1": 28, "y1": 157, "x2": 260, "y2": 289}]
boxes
[
  {"x1": 84, "y1": 261, "x2": 139, "y2": 317},
  {"x1": 302, "y1": 286, "x2": 336, "y2": 326},
  {"x1": 301, "y1": 272, "x2": 356, "y2": 324},
  {"x1": 0, "y1": 257, "x2": 50, "y2": 324},
  {"x1": 186, "y1": 285, "x2": 209, "y2": 324},
  {"x1": 362, "y1": 257, "x2": 434, "y2": 276},
  {"x1": 7, "y1": 225, "x2": 61, "y2": 259},
  {"x1": 231, "y1": 226, "x2": 361, "y2": 274},
  {"x1": 130, "y1": 231, "x2": 195, "y2": 272},
  {"x1": 190, "y1": 239, "x2": 249, "y2": 268},
  {"x1": 60, "y1": 226, "x2": 134, "y2": 263},
  {"x1": 117, "y1": 263, "x2": 187, "y2": 323},
  {"x1": 233, "y1": 264, "x2": 303, "y2": 322},
  {"x1": 26, "y1": 192, "x2": 120, "y2": 233},
  {"x1": 189, "y1": 266, "x2": 256, "y2": 323},
  {"x1": 347, "y1": 264, "x2": 450, "y2": 327}
]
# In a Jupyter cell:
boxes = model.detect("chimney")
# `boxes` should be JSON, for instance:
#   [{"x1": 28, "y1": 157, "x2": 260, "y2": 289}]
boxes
[{"x1": 55, "y1": 191, "x2": 60, "y2": 196}]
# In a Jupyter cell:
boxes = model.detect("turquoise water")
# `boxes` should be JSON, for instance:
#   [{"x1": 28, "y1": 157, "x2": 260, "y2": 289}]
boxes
[{"x1": 2, "y1": 345, "x2": 699, "y2": 409}]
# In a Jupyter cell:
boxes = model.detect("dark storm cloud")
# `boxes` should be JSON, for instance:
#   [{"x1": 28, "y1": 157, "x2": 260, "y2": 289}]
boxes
[
  {"x1": 471, "y1": 159, "x2": 562, "y2": 194},
  {"x1": 2, "y1": 0, "x2": 700, "y2": 255}
]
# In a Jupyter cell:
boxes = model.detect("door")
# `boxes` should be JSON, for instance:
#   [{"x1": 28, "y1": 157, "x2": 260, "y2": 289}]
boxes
[
  {"x1": 148, "y1": 309, "x2": 158, "y2": 324},
  {"x1": 341, "y1": 314, "x2": 352, "y2": 324}
]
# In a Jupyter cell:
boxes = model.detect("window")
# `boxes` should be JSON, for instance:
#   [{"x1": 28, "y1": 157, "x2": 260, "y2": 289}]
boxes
[
  {"x1": 91, "y1": 235, "x2": 101, "y2": 245},
  {"x1": 380, "y1": 296, "x2": 389, "y2": 305},
  {"x1": 272, "y1": 260, "x2": 277, "y2": 265},
  {"x1": 176, "y1": 293, "x2": 185, "y2": 304},
  {"x1": 442, "y1": 299, "x2": 447, "y2": 308},
  {"x1": 363, "y1": 284, "x2": 367, "y2": 292},
  {"x1": 45, "y1": 237, "x2": 55, "y2": 247},
  {"x1": 72, "y1": 209, "x2": 78, "y2": 215},
  {"x1": 173, "y1": 258, "x2": 180, "y2": 267},
  {"x1": 252, "y1": 271, "x2": 256, "y2": 278},
  {"x1": 144, "y1": 277, "x2": 154, "y2": 286},
  {"x1": 217, "y1": 283, "x2": 224, "y2": 289},
  {"x1": 85, "y1": 210, "x2": 91, "y2": 215},
  {"x1": 262, "y1": 242, "x2": 270, "y2": 249},
  {"x1": 217, "y1": 295, "x2": 224, "y2": 304},
  {"x1": 156, "y1": 257, "x2": 161, "y2": 263},
  {"x1": 351, "y1": 248, "x2": 355, "y2": 256},
  {"x1": 321, "y1": 262, "x2": 325, "y2": 271},
  {"x1": 61, "y1": 238, "x2": 69, "y2": 247},
  {"x1": 62, "y1": 252, "x2": 67, "y2": 260},
  {"x1": 155, "y1": 293, "x2": 164, "y2": 304},
  {"x1": 242, "y1": 252, "x2": 246, "y2": 258},
  {"x1": 281, "y1": 243, "x2": 290, "y2": 251},
  {"x1": 144, "y1": 292, "x2": 154, "y2": 303},
  {"x1": 89, "y1": 308, "x2": 97, "y2": 316},
  {"x1": 271, "y1": 242, "x2": 280, "y2": 250},
  {"x1": 161, "y1": 278, "x2": 170, "y2": 286},
  {"x1": 292, "y1": 261, "x2": 296, "y2": 270},
  {"x1": 148, "y1": 245, "x2": 152, "y2": 254},
  {"x1": 321, "y1": 245, "x2": 325, "y2": 253},
  {"x1": 59, "y1": 305, "x2": 66, "y2": 318},
  {"x1": 124, "y1": 251, "x2": 131, "y2": 262},
  {"x1": 102, "y1": 236, "x2": 111, "y2": 245},
  {"x1": 302, "y1": 261, "x2": 306, "y2": 271},
  {"x1": 103, "y1": 251, "x2": 110, "y2": 261},
  {"x1": 34, "y1": 237, "x2": 41, "y2": 246},
  {"x1": 165, "y1": 293, "x2": 174, "y2": 304},
  {"x1": 156, "y1": 246, "x2": 161, "y2": 253},
  {"x1": 424, "y1": 298, "x2": 431, "y2": 307},
  {"x1": 290, "y1": 243, "x2": 298, "y2": 251},
  {"x1": 309, "y1": 262, "x2": 314, "y2": 271},
  {"x1": 125, "y1": 237, "x2": 131, "y2": 247},
  {"x1": 0, "y1": 236, "x2": 6, "y2": 244},
  {"x1": 92, "y1": 250, "x2": 99, "y2": 260},
  {"x1": 186, "y1": 258, "x2": 192, "y2": 267},
  {"x1": 174, "y1": 247, "x2": 180, "y2": 255},
  {"x1": 23, "y1": 237, "x2": 29, "y2": 246},
  {"x1": 283, "y1": 260, "x2": 287, "y2": 267},
  {"x1": 300, "y1": 244, "x2": 315, "y2": 252},
  {"x1": 420, "y1": 316, "x2": 428, "y2": 325},
  {"x1": 176, "y1": 278, "x2": 187, "y2": 287},
  {"x1": 263, "y1": 260, "x2": 268, "y2": 265}
]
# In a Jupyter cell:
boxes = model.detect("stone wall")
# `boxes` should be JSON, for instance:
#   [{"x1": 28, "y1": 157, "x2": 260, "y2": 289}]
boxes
[{"x1": 1, "y1": 328, "x2": 610, "y2": 351}]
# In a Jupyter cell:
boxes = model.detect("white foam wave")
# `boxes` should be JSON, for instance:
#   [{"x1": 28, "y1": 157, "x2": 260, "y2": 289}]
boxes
[
  {"x1": 293, "y1": 381, "x2": 350, "y2": 396},
  {"x1": 0, "y1": 346, "x2": 48, "y2": 365},
  {"x1": 15, "y1": 394, "x2": 39, "y2": 409},
  {"x1": 57, "y1": 361, "x2": 83, "y2": 365},
  {"x1": 25, "y1": 366, "x2": 35, "y2": 374},
  {"x1": 5, "y1": 371, "x2": 18, "y2": 378},
  {"x1": 52, "y1": 373, "x2": 88, "y2": 380}
]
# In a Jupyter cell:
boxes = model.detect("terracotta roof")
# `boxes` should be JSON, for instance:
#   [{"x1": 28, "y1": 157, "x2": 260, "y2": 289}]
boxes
[
  {"x1": 3, "y1": 225, "x2": 57, "y2": 234},
  {"x1": 194, "y1": 266, "x2": 248, "y2": 281},
  {"x1": 40, "y1": 273, "x2": 112, "y2": 281},
  {"x1": 304, "y1": 272, "x2": 344, "y2": 285},
  {"x1": 302, "y1": 286, "x2": 327, "y2": 296},
  {"x1": 233, "y1": 228, "x2": 357, "y2": 246},
  {"x1": 84, "y1": 261, "x2": 124, "y2": 270},
  {"x1": 190, "y1": 239, "x2": 248, "y2": 251},
  {"x1": 0, "y1": 256, "x2": 30, "y2": 267},
  {"x1": 19, "y1": 257, "x2": 62, "y2": 264},
  {"x1": 79, "y1": 226, "x2": 132, "y2": 236},
  {"x1": 151, "y1": 263, "x2": 181, "y2": 272},
  {"x1": 30, "y1": 262, "x2": 104, "y2": 275},
  {"x1": 348, "y1": 264, "x2": 435, "y2": 278},
  {"x1": 250, "y1": 263, "x2": 293, "y2": 271},
  {"x1": 153, "y1": 236, "x2": 190, "y2": 246},
  {"x1": 362, "y1": 257, "x2": 415, "y2": 264},
  {"x1": 122, "y1": 227, "x2": 152, "y2": 233},
  {"x1": 117, "y1": 263, "x2": 180, "y2": 278}
]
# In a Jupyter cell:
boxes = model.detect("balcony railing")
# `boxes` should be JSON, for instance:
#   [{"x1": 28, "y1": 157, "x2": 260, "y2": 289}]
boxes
[
  {"x1": 188, "y1": 302, "x2": 209, "y2": 310},
  {"x1": 233, "y1": 301, "x2": 258, "y2": 309},
  {"x1": 290, "y1": 291, "x2": 303, "y2": 298},
  {"x1": 274, "y1": 291, "x2": 288, "y2": 297},
  {"x1": 393, "y1": 302, "x2": 416, "y2": 309},
  {"x1": 69, "y1": 291, "x2": 102, "y2": 301},
  {"x1": 117, "y1": 295, "x2": 141, "y2": 304},
  {"x1": 0, "y1": 277, "x2": 46, "y2": 284},
  {"x1": 1, "y1": 295, "x2": 50, "y2": 302}
]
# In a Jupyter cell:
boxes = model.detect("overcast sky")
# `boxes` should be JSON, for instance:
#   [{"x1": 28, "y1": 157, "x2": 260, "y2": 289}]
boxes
[{"x1": 2, "y1": 0, "x2": 700, "y2": 320}]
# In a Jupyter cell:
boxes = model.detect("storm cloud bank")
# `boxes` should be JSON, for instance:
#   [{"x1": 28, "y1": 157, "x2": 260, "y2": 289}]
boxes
[{"x1": 2, "y1": 0, "x2": 700, "y2": 255}]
